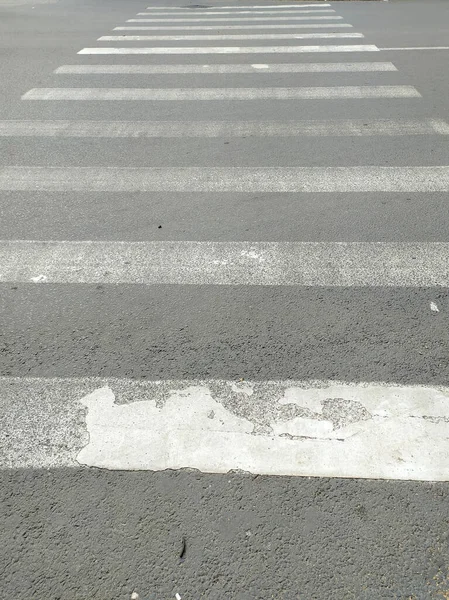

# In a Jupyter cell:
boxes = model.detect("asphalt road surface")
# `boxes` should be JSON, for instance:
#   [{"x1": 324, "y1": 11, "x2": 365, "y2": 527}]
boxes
[{"x1": 1, "y1": 0, "x2": 449, "y2": 598}]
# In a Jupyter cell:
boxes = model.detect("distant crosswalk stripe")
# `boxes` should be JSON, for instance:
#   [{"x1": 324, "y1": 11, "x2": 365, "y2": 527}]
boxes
[
  {"x1": 2, "y1": 119, "x2": 447, "y2": 138},
  {"x1": 144, "y1": 4, "x2": 332, "y2": 8},
  {"x1": 1, "y1": 166, "x2": 447, "y2": 192},
  {"x1": 127, "y1": 16, "x2": 344, "y2": 22},
  {"x1": 54, "y1": 63, "x2": 397, "y2": 74},
  {"x1": 380, "y1": 46, "x2": 449, "y2": 51},
  {"x1": 21, "y1": 86, "x2": 420, "y2": 101},
  {"x1": 98, "y1": 33, "x2": 363, "y2": 41},
  {"x1": 136, "y1": 9, "x2": 336, "y2": 15},
  {"x1": 1, "y1": 241, "x2": 449, "y2": 286},
  {"x1": 114, "y1": 24, "x2": 353, "y2": 30},
  {"x1": 77, "y1": 45, "x2": 379, "y2": 54}
]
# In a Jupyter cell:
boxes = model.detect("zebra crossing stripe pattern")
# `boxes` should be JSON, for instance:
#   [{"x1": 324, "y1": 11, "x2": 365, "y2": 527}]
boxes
[{"x1": 4, "y1": 1, "x2": 449, "y2": 480}]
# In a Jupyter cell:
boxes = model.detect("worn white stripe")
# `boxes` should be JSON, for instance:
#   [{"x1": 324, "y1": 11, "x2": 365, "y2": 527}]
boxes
[
  {"x1": 5, "y1": 376, "x2": 449, "y2": 481},
  {"x1": 2, "y1": 241, "x2": 449, "y2": 286},
  {"x1": 77, "y1": 45, "x2": 379, "y2": 55},
  {"x1": 380, "y1": 46, "x2": 449, "y2": 51},
  {"x1": 2, "y1": 119, "x2": 447, "y2": 138},
  {"x1": 115, "y1": 24, "x2": 353, "y2": 30},
  {"x1": 0, "y1": 166, "x2": 446, "y2": 193},
  {"x1": 54, "y1": 62, "x2": 396, "y2": 74},
  {"x1": 127, "y1": 16, "x2": 344, "y2": 22},
  {"x1": 21, "y1": 86, "x2": 419, "y2": 101},
  {"x1": 144, "y1": 4, "x2": 332, "y2": 8},
  {"x1": 99, "y1": 33, "x2": 363, "y2": 41},
  {"x1": 136, "y1": 9, "x2": 336, "y2": 15}
]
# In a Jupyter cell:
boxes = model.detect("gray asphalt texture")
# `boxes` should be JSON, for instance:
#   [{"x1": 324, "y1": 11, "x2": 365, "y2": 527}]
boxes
[{"x1": 1, "y1": 0, "x2": 449, "y2": 598}]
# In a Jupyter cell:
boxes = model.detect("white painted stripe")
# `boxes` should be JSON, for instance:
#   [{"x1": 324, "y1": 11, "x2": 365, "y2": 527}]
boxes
[
  {"x1": 136, "y1": 9, "x2": 336, "y2": 15},
  {"x1": 144, "y1": 4, "x2": 332, "y2": 8},
  {"x1": 21, "y1": 86, "x2": 419, "y2": 101},
  {"x1": 5, "y1": 376, "x2": 449, "y2": 481},
  {"x1": 2, "y1": 119, "x2": 447, "y2": 138},
  {"x1": 380, "y1": 46, "x2": 449, "y2": 51},
  {"x1": 127, "y1": 16, "x2": 344, "y2": 22},
  {"x1": 77, "y1": 45, "x2": 379, "y2": 55},
  {"x1": 115, "y1": 24, "x2": 353, "y2": 30},
  {"x1": 99, "y1": 33, "x2": 363, "y2": 41},
  {"x1": 2, "y1": 241, "x2": 449, "y2": 286},
  {"x1": 54, "y1": 62, "x2": 397, "y2": 74},
  {"x1": 0, "y1": 166, "x2": 446, "y2": 193}
]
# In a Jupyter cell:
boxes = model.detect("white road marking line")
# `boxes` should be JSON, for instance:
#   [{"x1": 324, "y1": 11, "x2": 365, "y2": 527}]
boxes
[
  {"x1": 135, "y1": 9, "x2": 337, "y2": 15},
  {"x1": 98, "y1": 33, "x2": 363, "y2": 41},
  {"x1": 2, "y1": 241, "x2": 449, "y2": 286},
  {"x1": 56, "y1": 62, "x2": 394, "y2": 74},
  {"x1": 380, "y1": 46, "x2": 449, "y2": 51},
  {"x1": 127, "y1": 16, "x2": 344, "y2": 22},
  {"x1": 21, "y1": 86, "x2": 419, "y2": 100},
  {"x1": 145, "y1": 4, "x2": 332, "y2": 8},
  {"x1": 114, "y1": 24, "x2": 353, "y2": 30},
  {"x1": 3, "y1": 165, "x2": 444, "y2": 193},
  {"x1": 144, "y1": 4, "x2": 332, "y2": 8},
  {"x1": 3, "y1": 376, "x2": 449, "y2": 481},
  {"x1": 77, "y1": 45, "x2": 379, "y2": 55},
  {"x1": 2, "y1": 119, "x2": 447, "y2": 138}
]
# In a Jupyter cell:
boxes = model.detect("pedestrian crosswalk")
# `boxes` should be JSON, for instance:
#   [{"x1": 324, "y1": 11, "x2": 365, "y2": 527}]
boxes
[{"x1": 2, "y1": 1, "x2": 449, "y2": 481}]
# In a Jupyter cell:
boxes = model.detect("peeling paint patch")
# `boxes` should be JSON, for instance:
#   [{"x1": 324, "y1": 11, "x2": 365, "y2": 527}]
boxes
[
  {"x1": 30, "y1": 274, "x2": 48, "y2": 283},
  {"x1": 2, "y1": 376, "x2": 449, "y2": 479},
  {"x1": 75, "y1": 381, "x2": 449, "y2": 480}
]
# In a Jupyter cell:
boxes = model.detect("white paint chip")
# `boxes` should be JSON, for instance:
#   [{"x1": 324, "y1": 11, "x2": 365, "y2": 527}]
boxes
[
  {"x1": 175, "y1": 594, "x2": 182, "y2": 600},
  {"x1": 430, "y1": 302, "x2": 439, "y2": 313}
]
